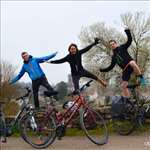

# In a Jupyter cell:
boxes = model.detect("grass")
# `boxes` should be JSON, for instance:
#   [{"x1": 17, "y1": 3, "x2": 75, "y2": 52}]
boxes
[
  {"x1": 3, "y1": 119, "x2": 150, "y2": 137},
  {"x1": 55, "y1": 121, "x2": 149, "y2": 137},
  {"x1": 66, "y1": 120, "x2": 150, "y2": 136},
  {"x1": 133, "y1": 123, "x2": 150, "y2": 135},
  {"x1": 66, "y1": 128, "x2": 85, "y2": 136}
]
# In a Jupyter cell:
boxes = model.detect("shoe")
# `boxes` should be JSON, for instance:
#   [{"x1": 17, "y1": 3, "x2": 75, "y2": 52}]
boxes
[{"x1": 139, "y1": 77, "x2": 147, "y2": 86}]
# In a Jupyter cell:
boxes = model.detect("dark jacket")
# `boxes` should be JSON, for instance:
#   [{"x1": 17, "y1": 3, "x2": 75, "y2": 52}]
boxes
[
  {"x1": 51, "y1": 42, "x2": 96, "y2": 75},
  {"x1": 100, "y1": 29, "x2": 133, "y2": 72}
]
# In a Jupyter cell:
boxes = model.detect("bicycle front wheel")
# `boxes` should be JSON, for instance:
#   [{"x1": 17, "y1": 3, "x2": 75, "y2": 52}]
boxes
[
  {"x1": 80, "y1": 108, "x2": 108, "y2": 145},
  {"x1": 19, "y1": 110, "x2": 56, "y2": 149}
]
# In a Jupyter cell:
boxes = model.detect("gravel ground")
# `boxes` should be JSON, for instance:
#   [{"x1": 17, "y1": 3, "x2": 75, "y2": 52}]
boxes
[{"x1": 1, "y1": 132, "x2": 150, "y2": 150}]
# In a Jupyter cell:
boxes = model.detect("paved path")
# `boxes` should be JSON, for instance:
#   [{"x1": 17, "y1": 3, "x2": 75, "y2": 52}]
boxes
[{"x1": 1, "y1": 133, "x2": 150, "y2": 150}]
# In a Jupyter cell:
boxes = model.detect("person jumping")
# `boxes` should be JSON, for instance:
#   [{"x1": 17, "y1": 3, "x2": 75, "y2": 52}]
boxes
[
  {"x1": 99, "y1": 28, "x2": 146, "y2": 97},
  {"x1": 48, "y1": 38, "x2": 106, "y2": 93}
]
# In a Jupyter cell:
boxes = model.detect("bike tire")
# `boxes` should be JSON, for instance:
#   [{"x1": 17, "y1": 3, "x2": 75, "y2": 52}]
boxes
[
  {"x1": 19, "y1": 109, "x2": 56, "y2": 149},
  {"x1": 80, "y1": 108, "x2": 108, "y2": 145},
  {"x1": 113, "y1": 100, "x2": 137, "y2": 135}
]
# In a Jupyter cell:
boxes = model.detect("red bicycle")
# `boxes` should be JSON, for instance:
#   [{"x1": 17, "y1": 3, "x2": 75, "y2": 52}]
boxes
[{"x1": 20, "y1": 80, "x2": 108, "y2": 149}]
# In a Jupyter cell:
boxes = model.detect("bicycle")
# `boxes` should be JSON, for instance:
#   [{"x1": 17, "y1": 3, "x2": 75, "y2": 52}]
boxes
[
  {"x1": 0, "y1": 87, "x2": 35, "y2": 143},
  {"x1": 20, "y1": 80, "x2": 108, "y2": 149},
  {"x1": 112, "y1": 82, "x2": 150, "y2": 135}
]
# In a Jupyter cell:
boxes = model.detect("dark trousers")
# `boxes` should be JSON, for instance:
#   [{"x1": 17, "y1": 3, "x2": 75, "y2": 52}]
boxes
[
  {"x1": 32, "y1": 76, "x2": 53, "y2": 108},
  {"x1": 72, "y1": 69, "x2": 98, "y2": 91}
]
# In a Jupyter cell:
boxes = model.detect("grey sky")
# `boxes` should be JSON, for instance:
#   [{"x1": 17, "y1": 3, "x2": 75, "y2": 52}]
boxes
[{"x1": 1, "y1": 1, "x2": 150, "y2": 84}]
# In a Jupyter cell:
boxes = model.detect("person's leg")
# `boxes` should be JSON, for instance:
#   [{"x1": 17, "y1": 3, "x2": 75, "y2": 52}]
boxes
[
  {"x1": 82, "y1": 70, "x2": 106, "y2": 87},
  {"x1": 72, "y1": 75, "x2": 80, "y2": 92},
  {"x1": 32, "y1": 80, "x2": 40, "y2": 108},
  {"x1": 122, "y1": 66, "x2": 133, "y2": 97},
  {"x1": 129, "y1": 61, "x2": 146, "y2": 85},
  {"x1": 40, "y1": 76, "x2": 54, "y2": 92},
  {"x1": 129, "y1": 60, "x2": 141, "y2": 75},
  {"x1": 121, "y1": 81, "x2": 130, "y2": 97}
]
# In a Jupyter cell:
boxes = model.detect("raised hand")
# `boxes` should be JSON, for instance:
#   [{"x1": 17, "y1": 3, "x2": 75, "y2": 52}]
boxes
[
  {"x1": 94, "y1": 37, "x2": 100, "y2": 44},
  {"x1": 53, "y1": 51, "x2": 58, "y2": 56}
]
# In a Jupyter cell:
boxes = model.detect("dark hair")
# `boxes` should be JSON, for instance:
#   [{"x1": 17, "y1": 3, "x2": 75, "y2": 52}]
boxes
[
  {"x1": 21, "y1": 52, "x2": 28, "y2": 56},
  {"x1": 109, "y1": 40, "x2": 117, "y2": 44},
  {"x1": 68, "y1": 43, "x2": 78, "y2": 52}
]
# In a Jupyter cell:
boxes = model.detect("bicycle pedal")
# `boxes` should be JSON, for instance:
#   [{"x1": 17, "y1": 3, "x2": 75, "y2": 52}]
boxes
[{"x1": 56, "y1": 125, "x2": 66, "y2": 139}]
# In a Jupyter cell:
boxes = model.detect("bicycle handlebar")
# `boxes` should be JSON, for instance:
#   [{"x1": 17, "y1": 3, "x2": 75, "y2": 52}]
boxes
[
  {"x1": 68, "y1": 80, "x2": 93, "y2": 96},
  {"x1": 16, "y1": 87, "x2": 31, "y2": 101},
  {"x1": 80, "y1": 80, "x2": 93, "y2": 91}
]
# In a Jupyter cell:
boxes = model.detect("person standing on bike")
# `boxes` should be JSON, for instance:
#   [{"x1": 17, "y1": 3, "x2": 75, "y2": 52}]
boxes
[
  {"x1": 10, "y1": 51, "x2": 57, "y2": 108},
  {"x1": 48, "y1": 38, "x2": 106, "y2": 92},
  {"x1": 99, "y1": 28, "x2": 146, "y2": 97}
]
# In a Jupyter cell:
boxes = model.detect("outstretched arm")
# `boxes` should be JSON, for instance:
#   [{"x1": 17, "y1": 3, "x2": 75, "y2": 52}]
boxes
[
  {"x1": 35, "y1": 52, "x2": 58, "y2": 63},
  {"x1": 50, "y1": 55, "x2": 68, "y2": 64},
  {"x1": 10, "y1": 66, "x2": 25, "y2": 84},
  {"x1": 79, "y1": 38, "x2": 99, "y2": 54},
  {"x1": 121, "y1": 29, "x2": 132, "y2": 49},
  {"x1": 100, "y1": 57, "x2": 116, "y2": 72}
]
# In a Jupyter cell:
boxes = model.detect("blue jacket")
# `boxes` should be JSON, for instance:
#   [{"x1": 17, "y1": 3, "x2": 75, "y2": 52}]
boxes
[{"x1": 10, "y1": 52, "x2": 57, "y2": 84}]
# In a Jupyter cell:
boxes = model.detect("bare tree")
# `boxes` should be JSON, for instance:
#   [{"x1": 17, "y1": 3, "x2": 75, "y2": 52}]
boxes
[
  {"x1": 121, "y1": 12, "x2": 150, "y2": 71},
  {"x1": 79, "y1": 12, "x2": 150, "y2": 82},
  {"x1": 79, "y1": 22, "x2": 125, "y2": 86},
  {"x1": 0, "y1": 60, "x2": 18, "y2": 100},
  {"x1": 78, "y1": 12, "x2": 150, "y2": 96}
]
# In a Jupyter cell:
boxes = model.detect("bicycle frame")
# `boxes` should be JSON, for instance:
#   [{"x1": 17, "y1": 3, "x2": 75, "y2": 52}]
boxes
[
  {"x1": 59, "y1": 95, "x2": 86, "y2": 126},
  {"x1": 0, "y1": 88, "x2": 32, "y2": 137},
  {"x1": 8, "y1": 105, "x2": 29, "y2": 130},
  {"x1": 45, "y1": 94, "x2": 91, "y2": 128},
  {"x1": 129, "y1": 86, "x2": 143, "y2": 108},
  {"x1": 127, "y1": 85, "x2": 150, "y2": 124}
]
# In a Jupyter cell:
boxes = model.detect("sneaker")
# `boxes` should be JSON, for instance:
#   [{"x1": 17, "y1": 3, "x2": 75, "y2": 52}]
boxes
[{"x1": 139, "y1": 77, "x2": 147, "y2": 86}]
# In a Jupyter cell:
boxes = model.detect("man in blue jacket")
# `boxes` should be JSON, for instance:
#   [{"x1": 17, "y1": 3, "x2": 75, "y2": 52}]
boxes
[{"x1": 10, "y1": 51, "x2": 57, "y2": 108}]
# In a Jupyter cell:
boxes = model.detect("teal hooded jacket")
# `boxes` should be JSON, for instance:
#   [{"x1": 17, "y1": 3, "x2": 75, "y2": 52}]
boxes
[{"x1": 10, "y1": 52, "x2": 57, "y2": 84}]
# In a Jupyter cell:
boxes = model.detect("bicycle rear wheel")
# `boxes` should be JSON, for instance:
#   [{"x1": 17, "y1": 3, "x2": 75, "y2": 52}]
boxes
[
  {"x1": 19, "y1": 110, "x2": 56, "y2": 149},
  {"x1": 113, "y1": 100, "x2": 136, "y2": 135},
  {"x1": 80, "y1": 108, "x2": 108, "y2": 145},
  {"x1": 113, "y1": 113, "x2": 136, "y2": 135}
]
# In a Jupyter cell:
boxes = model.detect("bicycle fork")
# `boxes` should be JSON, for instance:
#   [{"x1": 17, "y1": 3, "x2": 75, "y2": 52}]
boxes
[{"x1": 29, "y1": 115, "x2": 37, "y2": 131}]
